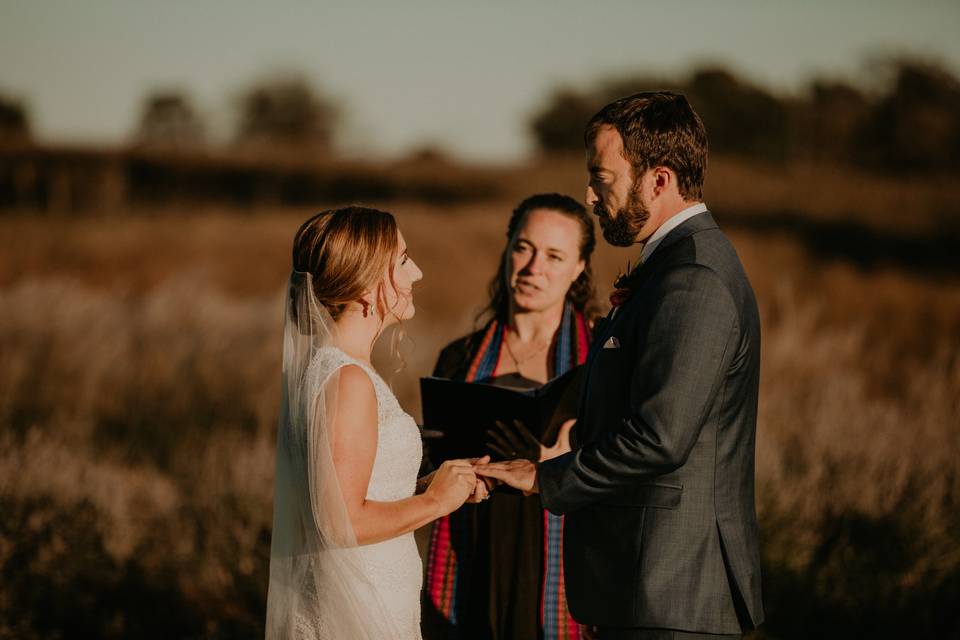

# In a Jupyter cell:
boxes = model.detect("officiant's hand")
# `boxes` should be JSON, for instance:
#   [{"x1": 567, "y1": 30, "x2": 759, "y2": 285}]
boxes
[
  {"x1": 486, "y1": 419, "x2": 540, "y2": 462},
  {"x1": 487, "y1": 419, "x2": 575, "y2": 462},
  {"x1": 540, "y1": 419, "x2": 576, "y2": 461},
  {"x1": 474, "y1": 459, "x2": 539, "y2": 495}
]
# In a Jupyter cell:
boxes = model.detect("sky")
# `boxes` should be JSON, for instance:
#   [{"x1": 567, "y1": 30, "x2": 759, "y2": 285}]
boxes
[{"x1": 2, "y1": 0, "x2": 959, "y2": 162}]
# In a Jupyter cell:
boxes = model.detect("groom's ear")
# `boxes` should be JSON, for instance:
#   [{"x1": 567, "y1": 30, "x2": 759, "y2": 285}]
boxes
[{"x1": 651, "y1": 166, "x2": 674, "y2": 197}]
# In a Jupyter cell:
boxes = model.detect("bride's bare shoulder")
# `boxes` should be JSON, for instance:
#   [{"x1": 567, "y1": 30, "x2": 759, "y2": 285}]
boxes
[
  {"x1": 330, "y1": 364, "x2": 378, "y2": 459},
  {"x1": 335, "y1": 363, "x2": 376, "y2": 400}
]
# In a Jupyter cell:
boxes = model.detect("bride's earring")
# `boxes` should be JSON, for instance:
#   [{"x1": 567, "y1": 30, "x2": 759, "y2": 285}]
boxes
[{"x1": 360, "y1": 300, "x2": 370, "y2": 318}]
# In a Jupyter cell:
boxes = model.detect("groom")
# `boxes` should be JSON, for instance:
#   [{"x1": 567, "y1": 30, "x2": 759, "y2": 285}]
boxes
[{"x1": 477, "y1": 92, "x2": 764, "y2": 638}]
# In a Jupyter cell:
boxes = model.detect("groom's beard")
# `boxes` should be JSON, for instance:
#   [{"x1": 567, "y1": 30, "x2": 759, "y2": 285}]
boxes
[{"x1": 596, "y1": 184, "x2": 649, "y2": 247}]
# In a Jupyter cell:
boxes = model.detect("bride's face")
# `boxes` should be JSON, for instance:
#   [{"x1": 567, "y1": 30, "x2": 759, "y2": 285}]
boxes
[{"x1": 378, "y1": 231, "x2": 423, "y2": 323}]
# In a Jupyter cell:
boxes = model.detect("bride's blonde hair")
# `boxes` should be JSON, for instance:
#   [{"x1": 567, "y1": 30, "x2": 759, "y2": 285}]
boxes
[{"x1": 292, "y1": 206, "x2": 400, "y2": 320}]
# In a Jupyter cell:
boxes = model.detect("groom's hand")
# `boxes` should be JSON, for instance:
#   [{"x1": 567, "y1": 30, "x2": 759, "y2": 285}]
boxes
[{"x1": 474, "y1": 459, "x2": 539, "y2": 495}]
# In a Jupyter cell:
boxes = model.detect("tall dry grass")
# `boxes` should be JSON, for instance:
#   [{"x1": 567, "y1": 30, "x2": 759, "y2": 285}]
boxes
[
  {"x1": 0, "y1": 277, "x2": 279, "y2": 638},
  {"x1": 1, "y1": 194, "x2": 958, "y2": 638}
]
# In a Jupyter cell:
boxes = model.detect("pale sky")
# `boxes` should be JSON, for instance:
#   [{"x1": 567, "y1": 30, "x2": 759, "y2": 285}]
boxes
[{"x1": 2, "y1": 0, "x2": 959, "y2": 161}]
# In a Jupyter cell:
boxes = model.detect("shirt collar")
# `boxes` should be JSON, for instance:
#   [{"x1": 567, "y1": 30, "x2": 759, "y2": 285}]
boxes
[{"x1": 640, "y1": 202, "x2": 708, "y2": 263}]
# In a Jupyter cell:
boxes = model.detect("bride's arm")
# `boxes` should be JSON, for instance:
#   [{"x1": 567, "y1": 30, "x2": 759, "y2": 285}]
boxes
[
  {"x1": 415, "y1": 472, "x2": 434, "y2": 495},
  {"x1": 330, "y1": 364, "x2": 477, "y2": 546}
]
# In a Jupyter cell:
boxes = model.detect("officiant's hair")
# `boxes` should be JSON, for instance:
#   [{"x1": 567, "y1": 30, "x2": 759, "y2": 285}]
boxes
[
  {"x1": 292, "y1": 206, "x2": 399, "y2": 320},
  {"x1": 481, "y1": 193, "x2": 600, "y2": 323},
  {"x1": 585, "y1": 91, "x2": 708, "y2": 201}
]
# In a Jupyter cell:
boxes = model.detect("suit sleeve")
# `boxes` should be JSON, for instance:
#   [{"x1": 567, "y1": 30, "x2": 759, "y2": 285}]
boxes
[{"x1": 539, "y1": 264, "x2": 739, "y2": 514}]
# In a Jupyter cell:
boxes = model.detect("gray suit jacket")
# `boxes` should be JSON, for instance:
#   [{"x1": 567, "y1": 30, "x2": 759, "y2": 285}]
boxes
[{"x1": 539, "y1": 212, "x2": 764, "y2": 633}]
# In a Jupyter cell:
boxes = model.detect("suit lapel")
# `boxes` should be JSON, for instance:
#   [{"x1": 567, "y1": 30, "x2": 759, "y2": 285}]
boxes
[
  {"x1": 623, "y1": 211, "x2": 719, "y2": 290},
  {"x1": 591, "y1": 212, "x2": 718, "y2": 352},
  {"x1": 578, "y1": 212, "x2": 719, "y2": 426}
]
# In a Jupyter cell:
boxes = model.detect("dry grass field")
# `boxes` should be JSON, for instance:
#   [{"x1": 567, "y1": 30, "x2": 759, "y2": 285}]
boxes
[{"x1": 1, "y1": 156, "x2": 959, "y2": 638}]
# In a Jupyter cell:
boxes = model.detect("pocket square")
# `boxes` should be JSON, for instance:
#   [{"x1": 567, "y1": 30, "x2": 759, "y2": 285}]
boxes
[{"x1": 603, "y1": 336, "x2": 621, "y2": 349}]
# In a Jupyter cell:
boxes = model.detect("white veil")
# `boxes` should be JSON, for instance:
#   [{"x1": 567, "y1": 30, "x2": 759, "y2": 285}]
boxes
[{"x1": 265, "y1": 271, "x2": 400, "y2": 639}]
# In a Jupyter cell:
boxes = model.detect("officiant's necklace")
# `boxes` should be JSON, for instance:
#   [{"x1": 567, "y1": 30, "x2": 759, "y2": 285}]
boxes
[{"x1": 503, "y1": 330, "x2": 552, "y2": 373}]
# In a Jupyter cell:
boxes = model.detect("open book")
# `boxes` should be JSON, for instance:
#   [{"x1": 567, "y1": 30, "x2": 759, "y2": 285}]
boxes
[{"x1": 420, "y1": 365, "x2": 584, "y2": 464}]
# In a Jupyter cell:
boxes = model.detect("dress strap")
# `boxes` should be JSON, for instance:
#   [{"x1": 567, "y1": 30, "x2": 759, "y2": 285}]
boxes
[{"x1": 313, "y1": 347, "x2": 384, "y2": 414}]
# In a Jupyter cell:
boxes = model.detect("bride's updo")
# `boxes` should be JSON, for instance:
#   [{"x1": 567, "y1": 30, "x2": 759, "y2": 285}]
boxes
[{"x1": 292, "y1": 206, "x2": 399, "y2": 319}]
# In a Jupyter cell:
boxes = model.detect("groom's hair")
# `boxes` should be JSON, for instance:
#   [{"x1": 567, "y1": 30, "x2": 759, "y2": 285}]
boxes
[{"x1": 585, "y1": 91, "x2": 707, "y2": 200}]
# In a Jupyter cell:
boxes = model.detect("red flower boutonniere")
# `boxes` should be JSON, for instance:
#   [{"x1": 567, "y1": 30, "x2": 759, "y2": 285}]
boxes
[
  {"x1": 609, "y1": 260, "x2": 636, "y2": 308},
  {"x1": 609, "y1": 287, "x2": 631, "y2": 308}
]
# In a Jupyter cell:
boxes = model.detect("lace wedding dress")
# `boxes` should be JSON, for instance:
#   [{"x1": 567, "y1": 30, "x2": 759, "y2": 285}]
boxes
[
  {"x1": 300, "y1": 346, "x2": 425, "y2": 639},
  {"x1": 267, "y1": 270, "x2": 426, "y2": 640}
]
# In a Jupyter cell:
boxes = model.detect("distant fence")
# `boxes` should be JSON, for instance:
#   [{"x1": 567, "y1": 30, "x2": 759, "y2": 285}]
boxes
[{"x1": 0, "y1": 144, "x2": 502, "y2": 212}]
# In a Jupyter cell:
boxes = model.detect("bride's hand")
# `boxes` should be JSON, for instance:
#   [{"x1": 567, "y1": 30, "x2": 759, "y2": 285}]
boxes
[
  {"x1": 464, "y1": 456, "x2": 494, "y2": 503},
  {"x1": 465, "y1": 477, "x2": 491, "y2": 503},
  {"x1": 425, "y1": 459, "x2": 479, "y2": 516}
]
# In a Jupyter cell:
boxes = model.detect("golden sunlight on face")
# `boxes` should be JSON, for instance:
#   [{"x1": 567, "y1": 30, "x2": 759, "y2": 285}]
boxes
[
  {"x1": 585, "y1": 125, "x2": 634, "y2": 229},
  {"x1": 508, "y1": 209, "x2": 585, "y2": 313},
  {"x1": 384, "y1": 230, "x2": 423, "y2": 321}
]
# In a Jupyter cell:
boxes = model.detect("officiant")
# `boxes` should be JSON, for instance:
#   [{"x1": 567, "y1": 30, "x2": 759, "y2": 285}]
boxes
[{"x1": 423, "y1": 193, "x2": 599, "y2": 640}]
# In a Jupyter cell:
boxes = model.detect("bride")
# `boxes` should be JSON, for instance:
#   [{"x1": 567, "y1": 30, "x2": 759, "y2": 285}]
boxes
[{"x1": 265, "y1": 206, "x2": 489, "y2": 639}]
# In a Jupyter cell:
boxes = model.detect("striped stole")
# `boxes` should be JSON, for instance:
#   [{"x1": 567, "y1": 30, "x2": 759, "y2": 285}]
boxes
[{"x1": 425, "y1": 302, "x2": 590, "y2": 639}]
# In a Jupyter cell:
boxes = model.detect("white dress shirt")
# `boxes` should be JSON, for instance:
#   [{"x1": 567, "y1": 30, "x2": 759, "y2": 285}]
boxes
[{"x1": 640, "y1": 202, "x2": 709, "y2": 263}]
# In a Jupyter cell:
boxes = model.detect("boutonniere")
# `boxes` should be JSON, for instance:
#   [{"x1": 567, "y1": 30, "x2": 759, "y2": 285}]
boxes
[{"x1": 609, "y1": 259, "x2": 635, "y2": 308}]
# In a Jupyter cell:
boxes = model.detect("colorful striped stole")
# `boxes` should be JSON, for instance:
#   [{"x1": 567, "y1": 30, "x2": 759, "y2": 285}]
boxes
[{"x1": 425, "y1": 302, "x2": 590, "y2": 639}]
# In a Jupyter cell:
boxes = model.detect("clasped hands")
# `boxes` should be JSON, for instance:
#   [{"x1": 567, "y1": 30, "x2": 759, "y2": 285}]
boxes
[
  {"x1": 425, "y1": 418, "x2": 574, "y2": 508},
  {"x1": 473, "y1": 417, "x2": 577, "y2": 496},
  {"x1": 422, "y1": 456, "x2": 493, "y2": 512}
]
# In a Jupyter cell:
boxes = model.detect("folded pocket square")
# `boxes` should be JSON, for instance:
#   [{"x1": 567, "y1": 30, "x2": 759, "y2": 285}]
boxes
[{"x1": 603, "y1": 336, "x2": 621, "y2": 349}]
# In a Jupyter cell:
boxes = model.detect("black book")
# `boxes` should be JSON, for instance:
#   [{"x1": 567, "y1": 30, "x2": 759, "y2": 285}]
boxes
[{"x1": 420, "y1": 365, "x2": 584, "y2": 464}]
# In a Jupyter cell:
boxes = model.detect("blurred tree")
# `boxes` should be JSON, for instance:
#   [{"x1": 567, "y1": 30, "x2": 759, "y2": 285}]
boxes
[
  {"x1": 526, "y1": 59, "x2": 960, "y2": 173},
  {"x1": 403, "y1": 144, "x2": 453, "y2": 164},
  {"x1": 528, "y1": 67, "x2": 791, "y2": 163},
  {"x1": 529, "y1": 77, "x2": 674, "y2": 154},
  {"x1": 135, "y1": 91, "x2": 206, "y2": 148},
  {"x1": 686, "y1": 68, "x2": 790, "y2": 163},
  {"x1": 0, "y1": 94, "x2": 31, "y2": 143},
  {"x1": 235, "y1": 75, "x2": 338, "y2": 150},
  {"x1": 530, "y1": 89, "x2": 603, "y2": 153},
  {"x1": 799, "y1": 81, "x2": 871, "y2": 164},
  {"x1": 856, "y1": 58, "x2": 960, "y2": 173}
]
